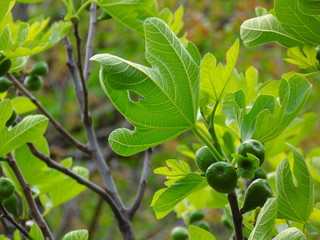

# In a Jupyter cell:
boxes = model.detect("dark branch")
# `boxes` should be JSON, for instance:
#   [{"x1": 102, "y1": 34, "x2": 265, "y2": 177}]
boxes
[
  {"x1": 6, "y1": 153, "x2": 53, "y2": 240},
  {"x1": 0, "y1": 204, "x2": 33, "y2": 240},
  {"x1": 228, "y1": 192, "x2": 244, "y2": 240}
]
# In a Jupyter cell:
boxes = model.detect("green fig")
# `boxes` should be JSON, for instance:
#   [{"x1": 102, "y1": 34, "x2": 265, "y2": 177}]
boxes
[
  {"x1": 194, "y1": 220, "x2": 210, "y2": 232},
  {"x1": 189, "y1": 209, "x2": 205, "y2": 224},
  {"x1": 251, "y1": 168, "x2": 267, "y2": 181},
  {"x1": 171, "y1": 226, "x2": 188, "y2": 240},
  {"x1": 195, "y1": 146, "x2": 218, "y2": 173},
  {"x1": 0, "y1": 178, "x2": 15, "y2": 202},
  {"x1": 24, "y1": 75, "x2": 43, "y2": 91},
  {"x1": 0, "y1": 77, "x2": 12, "y2": 92},
  {"x1": 3, "y1": 194, "x2": 19, "y2": 217},
  {"x1": 206, "y1": 162, "x2": 237, "y2": 193},
  {"x1": 241, "y1": 179, "x2": 273, "y2": 213},
  {"x1": 237, "y1": 139, "x2": 265, "y2": 166},
  {"x1": 0, "y1": 56, "x2": 12, "y2": 77},
  {"x1": 30, "y1": 62, "x2": 49, "y2": 76}
]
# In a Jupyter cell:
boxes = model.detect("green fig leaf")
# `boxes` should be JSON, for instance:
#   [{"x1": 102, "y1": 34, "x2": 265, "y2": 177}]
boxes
[
  {"x1": 276, "y1": 145, "x2": 314, "y2": 223},
  {"x1": 91, "y1": 17, "x2": 200, "y2": 156},
  {"x1": 189, "y1": 225, "x2": 216, "y2": 240},
  {"x1": 62, "y1": 230, "x2": 88, "y2": 240},
  {"x1": 249, "y1": 198, "x2": 278, "y2": 240},
  {"x1": 273, "y1": 227, "x2": 306, "y2": 240}
]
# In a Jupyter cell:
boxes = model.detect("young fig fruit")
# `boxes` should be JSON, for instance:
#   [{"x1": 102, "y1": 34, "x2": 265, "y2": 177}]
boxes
[
  {"x1": 206, "y1": 162, "x2": 237, "y2": 193},
  {"x1": 30, "y1": 62, "x2": 49, "y2": 76},
  {"x1": 0, "y1": 56, "x2": 12, "y2": 77},
  {"x1": 251, "y1": 168, "x2": 267, "y2": 181},
  {"x1": 0, "y1": 77, "x2": 12, "y2": 92},
  {"x1": 195, "y1": 146, "x2": 218, "y2": 173},
  {"x1": 189, "y1": 209, "x2": 205, "y2": 224},
  {"x1": 237, "y1": 139, "x2": 265, "y2": 166},
  {"x1": 24, "y1": 75, "x2": 43, "y2": 91},
  {"x1": 0, "y1": 178, "x2": 15, "y2": 202},
  {"x1": 241, "y1": 178, "x2": 273, "y2": 213},
  {"x1": 171, "y1": 226, "x2": 188, "y2": 240},
  {"x1": 3, "y1": 194, "x2": 19, "y2": 217}
]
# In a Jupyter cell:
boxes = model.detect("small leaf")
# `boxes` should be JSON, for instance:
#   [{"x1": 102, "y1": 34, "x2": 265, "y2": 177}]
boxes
[
  {"x1": 284, "y1": 45, "x2": 318, "y2": 69},
  {"x1": 273, "y1": 227, "x2": 306, "y2": 240},
  {"x1": 249, "y1": 198, "x2": 278, "y2": 240},
  {"x1": 152, "y1": 173, "x2": 205, "y2": 219},
  {"x1": 200, "y1": 39, "x2": 239, "y2": 108},
  {"x1": 189, "y1": 225, "x2": 216, "y2": 240},
  {"x1": 276, "y1": 145, "x2": 314, "y2": 223},
  {"x1": 154, "y1": 159, "x2": 191, "y2": 185},
  {"x1": 62, "y1": 230, "x2": 88, "y2": 240},
  {"x1": 28, "y1": 222, "x2": 44, "y2": 240}
]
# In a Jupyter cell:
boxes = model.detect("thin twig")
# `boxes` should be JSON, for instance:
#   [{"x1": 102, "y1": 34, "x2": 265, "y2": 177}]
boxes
[
  {"x1": 6, "y1": 153, "x2": 53, "y2": 240},
  {"x1": 64, "y1": 37, "x2": 125, "y2": 209},
  {"x1": 228, "y1": 192, "x2": 244, "y2": 240},
  {"x1": 83, "y1": 2, "x2": 97, "y2": 83},
  {"x1": 26, "y1": 143, "x2": 125, "y2": 223},
  {"x1": 88, "y1": 197, "x2": 104, "y2": 240},
  {"x1": 73, "y1": 24, "x2": 90, "y2": 125},
  {"x1": 7, "y1": 73, "x2": 89, "y2": 155},
  {"x1": 129, "y1": 148, "x2": 153, "y2": 218},
  {"x1": 0, "y1": 204, "x2": 33, "y2": 240}
]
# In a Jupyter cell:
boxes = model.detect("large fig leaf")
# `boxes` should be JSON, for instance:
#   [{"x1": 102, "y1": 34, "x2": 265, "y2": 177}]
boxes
[
  {"x1": 91, "y1": 17, "x2": 200, "y2": 156},
  {"x1": 240, "y1": 14, "x2": 303, "y2": 48},
  {"x1": 274, "y1": 0, "x2": 320, "y2": 46}
]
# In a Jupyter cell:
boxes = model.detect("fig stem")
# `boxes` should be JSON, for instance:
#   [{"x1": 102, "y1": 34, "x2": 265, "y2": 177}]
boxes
[
  {"x1": 228, "y1": 192, "x2": 244, "y2": 240},
  {"x1": 193, "y1": 126, "x2": 224, "y2": 162},
  {"x1": 208, "y1": 101, "x2": 224, "y2": 155}
]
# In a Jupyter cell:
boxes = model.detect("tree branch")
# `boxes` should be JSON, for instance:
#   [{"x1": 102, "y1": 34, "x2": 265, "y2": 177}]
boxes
[
  {"x1": 128, "y1": 148, "x2": 153, "y2": 218},
  {"x1": 0, "y1": 204, "x2": 33, "y2": 240},
  {"x1": 26, "y1": 143, "x2": 125, "y2": 223},
  {"x1": 7, "y1": 73, "x2": 89, "y2": 155},
  {"x1": 64, "y1": 37, "x2": 125, "y2": 209},
  {"x1": 228, "y1": 192, "x2": 244, "y2": 240},
  {"x1": 6, "y1": 153, "x2": 53, "y2": 240},
  {"x1": 83, "y1": 2, "x2": 97, "y2": 83},
  {"x1": 72, "y1": 24, "x2": 90, "y2": 125}
]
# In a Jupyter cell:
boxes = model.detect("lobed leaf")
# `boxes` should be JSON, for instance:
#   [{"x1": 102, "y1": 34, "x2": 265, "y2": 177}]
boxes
[
  {"x1": 200, "y1": 39, "x2": 239, "y2": 108},
  {"x1": 276, "y1": 145, "x2": 314, "y2": 223},
  {"x1": 249, "y1": 198, "x2": 278, "y2": 240},
  {"x1": 151, "y1": 173, "x2": 205, "y2": 219},
  {"x1": 91, "y1": 17, "x2": 200, "y2": 156}
]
